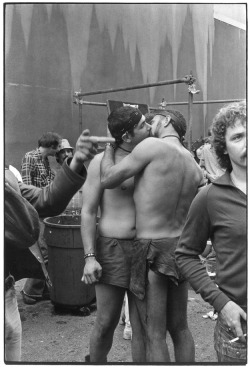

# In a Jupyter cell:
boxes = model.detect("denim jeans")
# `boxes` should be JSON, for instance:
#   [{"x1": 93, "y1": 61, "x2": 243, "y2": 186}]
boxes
[
  {"x1": 214, "y1": 314, "x2": 247, "y2": 363},
  {"x1": 5, "y1": 276, "x2": 22, "y2": 362}
]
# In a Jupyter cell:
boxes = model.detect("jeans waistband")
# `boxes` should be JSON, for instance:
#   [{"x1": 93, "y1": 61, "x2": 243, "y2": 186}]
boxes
[{"x1": 5, "y1": 275, "x2": 15, "y2": 292}]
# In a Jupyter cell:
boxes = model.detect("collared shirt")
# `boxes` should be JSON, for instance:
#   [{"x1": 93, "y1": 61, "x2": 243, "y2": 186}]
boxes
[
  {"x1": 176, "y1": 171, "x2": 247, "y2": 313},
  {"x1": 21, "y1": 148, "x2": 55, "y2": 188}
]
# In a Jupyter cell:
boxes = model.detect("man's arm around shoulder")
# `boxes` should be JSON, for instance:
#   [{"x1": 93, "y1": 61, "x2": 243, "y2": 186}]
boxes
[{"x1": 101, "y1": 137, "x2": 156, "y2": 189}]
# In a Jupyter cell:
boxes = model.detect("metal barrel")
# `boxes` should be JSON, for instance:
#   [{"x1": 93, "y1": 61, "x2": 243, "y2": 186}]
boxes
[{"x1": 43, "y1": 215, "x2": 95, "y2": 308}]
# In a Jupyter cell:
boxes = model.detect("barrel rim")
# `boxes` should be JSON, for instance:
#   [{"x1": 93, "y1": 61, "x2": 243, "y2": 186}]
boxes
[{"x1": 43, "y1": 215, "x2": 81, "y2": 229}]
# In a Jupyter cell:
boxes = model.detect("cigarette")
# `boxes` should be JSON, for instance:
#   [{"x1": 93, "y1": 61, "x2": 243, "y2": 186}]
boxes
[
  {"x1": 89, "y1": 136, "x2": 116, "y2": 143},
  {"x1": 229, "y1": 333, "x2": 247, "y2": 343}
]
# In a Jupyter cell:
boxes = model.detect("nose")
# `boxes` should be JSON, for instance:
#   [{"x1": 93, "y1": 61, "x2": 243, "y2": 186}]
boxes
[{"x1": 146, "y1": 122, "x2": 152, "y2": 131}]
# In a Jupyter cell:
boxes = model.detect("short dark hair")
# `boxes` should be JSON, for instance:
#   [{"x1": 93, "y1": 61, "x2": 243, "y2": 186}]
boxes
[
  {"x1": 144, "y1": 113, "x2": 155, "y2": 125},
  {"x1": 38, "y1": 132, "x2": 61, "y2": 149},
  {"x1": 211, "y1": 100, "x2": 246, "y2": 171},
  {"x1": 152, "y1": 109, "x2": 187, "y2": 139},
  {"x1": 108, "y1": 106, "x2": 142, "y2": 145},
  {"x1": 167, "y1": 109, "x2": 187, "y2": 138}
]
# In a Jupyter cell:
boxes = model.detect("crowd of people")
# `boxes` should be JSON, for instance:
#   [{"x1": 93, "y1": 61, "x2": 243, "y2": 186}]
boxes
[{"x1": 5, "y1": 100, "x2": 246, "y2": 363}]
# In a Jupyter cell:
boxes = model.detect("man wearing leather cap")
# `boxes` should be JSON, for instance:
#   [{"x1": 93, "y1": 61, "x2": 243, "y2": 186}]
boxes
[{"x1": 101, "y1": 109, "x2": 205, "y2": 362}]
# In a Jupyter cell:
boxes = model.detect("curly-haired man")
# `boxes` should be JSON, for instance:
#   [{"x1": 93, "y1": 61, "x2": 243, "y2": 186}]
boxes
[{"x1": 176, "y1": 100, "x2": 247, "y2": 363}]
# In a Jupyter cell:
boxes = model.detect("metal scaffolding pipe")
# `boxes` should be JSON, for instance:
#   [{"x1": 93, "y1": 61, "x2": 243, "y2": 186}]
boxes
[
  {"x1": 73, "y1": 76, "x2": 194, "y2": 98},
  {"x1": 76, "y1": 98, "x2": 243, "y2": 109},
  {"x1": 77, "y1": 101, "x2": 107, "y2": 107}
]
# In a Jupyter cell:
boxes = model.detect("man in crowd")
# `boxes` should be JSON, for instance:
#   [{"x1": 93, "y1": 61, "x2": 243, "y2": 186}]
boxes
[
  {"x1": 21, "y1": 131, "x2": 61, "y2": 187},
  {"x1": 81, "y1": 106, "x2": 151, "y2": 362},
  {"x1": 21, "y1": 131, "x2": 62, "y2": 304},
  {"x1": 55, "y1": 138, "x2": 83, "y2": 211},
  {"x1": 101, "y1": 110, "x2": 204, "y2": 362},
  {"x1": 176, "y1": 101, "x2": 247, "y2": 363},
  {"x1": 55, "y1": 138, "x2": 74, "y2": 165},
  {"x1": 5, "y1": 129, "x2": 98, "y2": 361},
  {"x1": 198, "y1": 128, "x2": 225, "y2": 183}
]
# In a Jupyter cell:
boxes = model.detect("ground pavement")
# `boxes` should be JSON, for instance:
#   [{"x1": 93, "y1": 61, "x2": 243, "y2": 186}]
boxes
[{"x1": 16, "y1": 279, "x2": 217, "y2": 363}]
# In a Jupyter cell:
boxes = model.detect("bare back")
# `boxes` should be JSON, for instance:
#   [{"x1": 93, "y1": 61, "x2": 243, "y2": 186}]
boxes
[{"x1": 134, "y1": 139, "x2": 203, "y2": 238}]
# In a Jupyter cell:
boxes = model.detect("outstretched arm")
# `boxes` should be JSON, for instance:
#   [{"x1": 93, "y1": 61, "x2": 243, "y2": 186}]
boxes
[
  {"x1": 100, "y1": 139, "x2": 153, "y2": 189},
  {"x1": 68, "y1": 129, "x2": 98, "y2": 173},
  {"x1": 19, "y1": 129, "x2": 100, "y2": 217}
]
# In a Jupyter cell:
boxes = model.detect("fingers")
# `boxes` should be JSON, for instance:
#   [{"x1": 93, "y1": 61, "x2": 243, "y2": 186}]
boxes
[
  {"x1": 235, "y1": 311, "x2": 247, "y2": 342},
  {"x1": 82, "y1": 129, "x2": 90, "y2": 135},
  {"x1": 89, "y1": 136, "x2": 116, "y2": 144},
  {"x1": 241, "y1": 310, "x2": 247, "y2": 321},
  {"x1": 76, "y1": 130, "x2": 116, "y2": 161},
  {"x1": 81, "y1": 266, "x2": 102, "y2": 285},
  {"x1": 228, "y1": 310, "x2": 247, "y2": 342},
  {"x1": 81, "y1": 273, "x2": 98, "y2": 285},
  {"x1": 80, "y1": 130, "x2": 115, "y2": 144},
  {"x1": 234, "y1": 327, "x2": 246, "y2": 343}
]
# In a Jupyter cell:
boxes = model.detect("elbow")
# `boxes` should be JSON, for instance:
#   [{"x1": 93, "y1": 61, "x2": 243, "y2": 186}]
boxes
[{"x1": 100, "y1": 175, "x2": 116, "y2": 189}]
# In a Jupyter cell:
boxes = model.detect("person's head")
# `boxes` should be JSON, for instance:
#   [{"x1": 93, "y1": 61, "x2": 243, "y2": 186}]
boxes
[
  {"x1": 56, "y1": 139, "x2": 74, "y2": 165},
  {"x1": 144, "y1": 112, "x2": 155, "y2": 125},
  {"x1": 150, "y1": 109, "x2": 187, "y2": 142},
  {"x1": 107, "y1": 106, "x2": 151, "y2": 146},
  {"x1": 211, "y1": 100, "x2": 246, "y2": 172},
  {"x1": 38, "y1": 132, "x2": 62, "y2": 156}
]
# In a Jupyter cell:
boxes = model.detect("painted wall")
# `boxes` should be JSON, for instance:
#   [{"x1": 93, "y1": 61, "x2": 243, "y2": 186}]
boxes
[{"x1": 5, "y1": 4, "x2": 246, "y2": 170}]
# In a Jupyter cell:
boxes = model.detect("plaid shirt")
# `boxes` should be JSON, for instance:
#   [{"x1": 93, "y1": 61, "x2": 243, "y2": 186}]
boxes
[{"x1": 21, "y1": 148, "x2": 55, "y2": 188}]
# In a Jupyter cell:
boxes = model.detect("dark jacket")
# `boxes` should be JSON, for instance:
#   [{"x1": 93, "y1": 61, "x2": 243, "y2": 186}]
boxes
[
  {"x1": 5, "y1": 159, "x2": 87, "y2": 280},
  {"x1": 175, "y1": 171, "x2": 247, "y2": 313}
]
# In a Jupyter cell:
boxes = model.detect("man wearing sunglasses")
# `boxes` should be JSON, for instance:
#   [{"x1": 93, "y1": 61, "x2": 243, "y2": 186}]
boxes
[
  {"x1": 100, "y1": 110, "x2": 204, "y2": 362},
  {"x1": 81, "y1": 106, "x2": 151, "y2": 362}
]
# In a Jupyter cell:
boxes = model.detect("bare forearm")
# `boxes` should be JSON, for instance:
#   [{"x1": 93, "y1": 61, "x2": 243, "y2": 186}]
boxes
[
  {"x1": 81, "y1": 211, "x2": 102, "y2": 284},
  {"x1": 81, "y1": 212, "x2": 98, "y2": 254}
]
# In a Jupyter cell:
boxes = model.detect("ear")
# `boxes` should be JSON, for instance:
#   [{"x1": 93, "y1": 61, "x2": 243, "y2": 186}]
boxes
[
  {"x1": 163, "y1": 115, "x2": 171, "y2": 127},
  {"x1": 122, "y1": 132, "x2": 132, "y2": 143}
]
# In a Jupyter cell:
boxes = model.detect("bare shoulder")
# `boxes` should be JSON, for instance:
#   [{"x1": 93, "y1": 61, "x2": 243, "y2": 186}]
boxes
[
  {"x1": 88, "y1": 152, "x2": 104, "y2": 167},
  {"x1": 134, "y1": 137, "x2": 159, "y2": 153}
]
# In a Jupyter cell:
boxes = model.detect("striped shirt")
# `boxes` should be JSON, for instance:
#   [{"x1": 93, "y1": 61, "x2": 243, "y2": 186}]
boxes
[{"x1": 21, "y1": 148, "x2": 55, "y2": 188}]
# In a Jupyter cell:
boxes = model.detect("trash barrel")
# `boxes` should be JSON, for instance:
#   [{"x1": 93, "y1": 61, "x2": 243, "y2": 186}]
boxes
[{"x1": 43, "y1": 215, "x2": 95, "y2": 308}]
